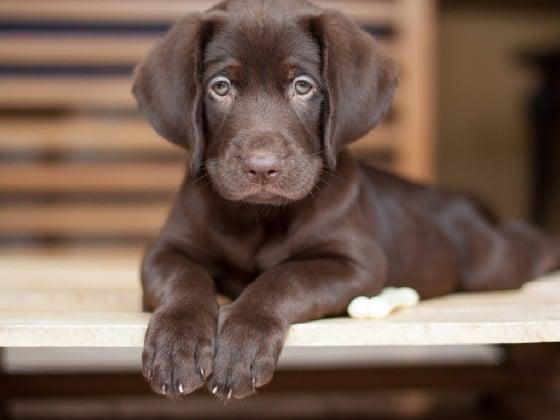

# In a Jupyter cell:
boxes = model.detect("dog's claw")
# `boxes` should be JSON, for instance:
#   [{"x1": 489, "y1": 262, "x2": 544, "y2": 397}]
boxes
[
  {"x1": 200, "y1": 368, "x2": 204, "y2": 377},
  {"x1": 212, "y1": 386, "x2": 218, "y2": 394},
  {"x1": 227, "y1": 389, "x2": 232, "y2": 399},
  {"x1": 178, "y1": 383, "x2": 184, "y2": 394},
  {"x1": 162, "y1": 385, "x2": 166, "y2": 394}
]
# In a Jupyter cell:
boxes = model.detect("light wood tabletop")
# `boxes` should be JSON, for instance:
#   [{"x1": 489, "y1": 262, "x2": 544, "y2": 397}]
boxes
[{"x1": 1, "y1": 255, "x2": 559, "y2": 348}]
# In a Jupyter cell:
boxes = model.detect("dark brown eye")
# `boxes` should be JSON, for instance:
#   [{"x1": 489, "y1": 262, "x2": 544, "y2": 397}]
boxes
[
  {"x1": 294, "y1": 77, "x2": 314, "y2": 95},
  {"x1": 210, "y1": 77, "x2": 231, "y2": 97}
]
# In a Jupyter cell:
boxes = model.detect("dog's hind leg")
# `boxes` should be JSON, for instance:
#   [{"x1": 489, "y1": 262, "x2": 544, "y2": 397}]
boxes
[
  {"x1": 460, "y1": 219, "x2": 559, "y2": 292},
  {"x1": 502, "y1": 221, "x2": 560, "y2": 276}
]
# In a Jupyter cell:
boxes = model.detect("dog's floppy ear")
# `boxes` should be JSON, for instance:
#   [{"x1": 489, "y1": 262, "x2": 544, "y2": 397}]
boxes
[
  {"x1": 132, "y1": 12, "x2": 223, "y2": 174},
  {"x1": 308, "y1": 10, "x2": 399, "y2": 169}
]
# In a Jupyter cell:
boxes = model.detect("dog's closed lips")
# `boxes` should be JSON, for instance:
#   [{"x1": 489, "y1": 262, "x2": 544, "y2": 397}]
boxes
[{"x1": 133, "y1": 0, "x2": 560, "y2": 400}]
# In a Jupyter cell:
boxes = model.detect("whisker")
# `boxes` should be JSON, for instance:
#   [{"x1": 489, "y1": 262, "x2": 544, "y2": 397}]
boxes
[{"x1": 192, "y1": 173, "x2": 209, "y2": 185}]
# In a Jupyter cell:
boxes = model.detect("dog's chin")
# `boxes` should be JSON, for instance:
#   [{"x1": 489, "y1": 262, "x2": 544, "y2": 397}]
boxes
[
  {"x1": 241, "y1": 191, "x2": 293, "y2": 206},
  {"x1": 214, "y1": 183, "x2": 314, "y2": 206}
]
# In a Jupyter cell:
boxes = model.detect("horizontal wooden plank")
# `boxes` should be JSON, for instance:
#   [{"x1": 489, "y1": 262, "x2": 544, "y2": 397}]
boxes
[
  {"x1": 0, "y1": 291, "x2": 142, "y2": 313},
  {"x1": 0, "y1": 117, "x2": 177, "y2": 153},
  {"x1": 0, "y1": 203, "x2": 169, "y2": 236},
  {"x1": 0, "y1": 77, "x2": 134, "y2": 109},
  {"x1": 0, "y1": 76, "x2": 404, "y2": 111},
  {"x1": 2, "y1": 346, "x2": 501, "y2": 374},
  {"x1": 0, "y1": 117, "x2": 391, "y2": 154},
  {"x1": 0, "y1": 255, "x2": 559, "y2": 347},
  {"x1": 0, "y1": 246, "x2": 145, "y2": 259},
  {"x1": 0, "y1": 34, "x2": 397, "y2": 66},
  {"x1": 0, "y1": 162, "x2": 184, "y2": 193},
  {"x1": 0, "y1": 35, "x2": 158, "y2": 66},
  {"x1": 0, "y1": 0, "x2": 396, "y2": 24},
  {"x1": 0, "y1": 255, "x2": 141, "y2": 290}
]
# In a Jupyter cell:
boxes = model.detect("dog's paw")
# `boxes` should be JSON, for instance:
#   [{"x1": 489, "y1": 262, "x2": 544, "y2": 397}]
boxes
[
  {"x1": 208, "y1": 304, "x2": 287, "y2": 399},
  {"x1": 142, "y1": 307, "x2": 216, "y2": 398}
]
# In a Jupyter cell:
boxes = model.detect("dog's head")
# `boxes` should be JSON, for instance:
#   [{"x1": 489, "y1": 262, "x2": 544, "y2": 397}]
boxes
[{"x1": 133, "y1": 0, "x2": 397, "y2": 205}]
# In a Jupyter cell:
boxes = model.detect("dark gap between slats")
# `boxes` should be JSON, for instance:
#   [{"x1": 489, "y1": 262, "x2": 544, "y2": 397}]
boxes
[
  {"x1": 0, "y1": 65, "x2": 133, "y2": 76},
  {"x1": 0, "y1": 108, "x2": 142, "y2": 118},
  {"x1": 0, "y1": 151, "x2": 184, "y2": 163},
  {"x1": 0, "y1": 22, "x2": 172, "y2": 34},
  {"x1": 0, "y1": 149, "x2": 391, "y2": 164},
  {"x1": 0, "y1": 235, "x2": 151, "y2": 249},
  {"x1": 0, "y1": 22, "x2": 395, "y2": 38}
]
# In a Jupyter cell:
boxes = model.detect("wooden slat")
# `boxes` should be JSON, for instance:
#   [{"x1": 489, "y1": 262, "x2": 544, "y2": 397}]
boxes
[
  {"x1": 0, "y1": 74, "x2": 403, "y2": 117},
  {"x1": 0, "y1": 162, "x2": 184, "y2": 193},
  {"x1": 0, "y1": 117, "x2": 176, "y2": 153},
  {"x1": 0, "y1": 255, "x2": 140, "y2": 290},
  {"x1": 0, "y1": 255, "x2": 559, "y2": 347},
  {"x1": 0, "y1": 291, "x2": 142, "y2": 313},
  {"x1": 0, "y1": 117, "x2": 391, "y2": 154},
  {"x1": 0, "y1": 34, "x2": 397, "y2": 65},
  {"x1": 0, "y1": 203, "x2": 169, "y2": 236},
  {"x1": 0, "y1": 246, "x2": 145, "y2": 259},
  {"x1": 0, "y1": 0, "x2": 396, "y2": 24},
  {"x1": 0, "y1": 35, "x2": 158, "y2": 66},
  {"x1": 0, "y1": 77, "x2": 134, "y2": 109}
]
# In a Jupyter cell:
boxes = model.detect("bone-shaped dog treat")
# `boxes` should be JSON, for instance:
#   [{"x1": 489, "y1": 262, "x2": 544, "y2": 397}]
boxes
[{"x1": 347, "y1": 287, "x2": 420, "y2": 319}]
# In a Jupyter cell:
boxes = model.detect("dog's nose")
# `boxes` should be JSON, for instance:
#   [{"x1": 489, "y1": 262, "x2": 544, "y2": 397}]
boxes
[{"x1": 243, "y1": 152, "x2": 282, "y2": 183}]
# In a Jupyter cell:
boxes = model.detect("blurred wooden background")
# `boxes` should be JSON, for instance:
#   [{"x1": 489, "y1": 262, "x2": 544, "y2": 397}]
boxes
[{"x1": 0, "y1": 0, "x2": 435, "y2": 256}]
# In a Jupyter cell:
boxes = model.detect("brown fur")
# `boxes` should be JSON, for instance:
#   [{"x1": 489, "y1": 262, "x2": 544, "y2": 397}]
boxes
[{"x1": 132, "y1": 0, "x2": 560, "y2": 400}]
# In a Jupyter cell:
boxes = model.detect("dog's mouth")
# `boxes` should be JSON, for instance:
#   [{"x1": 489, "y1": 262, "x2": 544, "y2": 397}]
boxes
[
  {"x1": 242, "y1": 187, "x2": 292, "y2": 205},
  {"x1": 205, "y1": 154, "x2": 323, "y2": 206},
  {"x1": 216, "y1": 181, "x2": 307, "y2": 205}
]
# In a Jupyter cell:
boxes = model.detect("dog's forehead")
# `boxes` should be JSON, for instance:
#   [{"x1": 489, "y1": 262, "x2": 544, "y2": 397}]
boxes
[{"x1": 204, "y1": 13, "x2": 320, "y2": 76}]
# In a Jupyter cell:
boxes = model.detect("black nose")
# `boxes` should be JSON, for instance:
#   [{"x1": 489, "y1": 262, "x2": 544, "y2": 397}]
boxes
[{"x1": 243, "y1": 152, "x2": 282, "y2": 184}]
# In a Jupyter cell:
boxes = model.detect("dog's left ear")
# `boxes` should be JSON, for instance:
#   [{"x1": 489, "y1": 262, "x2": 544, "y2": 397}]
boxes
[
  {"x1": 305, "y1": 10, "x2": 399, "y2": 169},
  {"x1": 132, "y1": 12, "x2": 224, "y2": 174}
]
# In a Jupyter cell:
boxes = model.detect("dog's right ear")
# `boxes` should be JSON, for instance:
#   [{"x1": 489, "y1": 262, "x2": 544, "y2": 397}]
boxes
[{"x1": 132, "y1": 12, "x2": 223, "y2": 174}]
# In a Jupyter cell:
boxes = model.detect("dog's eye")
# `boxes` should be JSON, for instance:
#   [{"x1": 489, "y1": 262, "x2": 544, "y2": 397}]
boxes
[
  {"x1": 210, "y1": 77, "x2": 231, "y2": 97},
  {"x1": 293, "y1": 76, "x2": 314, "y2": 96}
]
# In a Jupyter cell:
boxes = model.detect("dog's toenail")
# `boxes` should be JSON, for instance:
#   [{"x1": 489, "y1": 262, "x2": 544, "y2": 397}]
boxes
[
  {"x1": 178, "y1": 383, "x2": 184, "y2": 393},
  {"x1": 212, "y1": 386, "x2": 218, "y2": 394},
  {"x1": 227, "y1": 389, "x2": 232, "y2": 399}
]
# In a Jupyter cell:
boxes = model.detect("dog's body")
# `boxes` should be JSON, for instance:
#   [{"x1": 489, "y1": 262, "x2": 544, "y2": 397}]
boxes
[{"x1": 133, "y1": 0, "x2": 560, "y2": 400}]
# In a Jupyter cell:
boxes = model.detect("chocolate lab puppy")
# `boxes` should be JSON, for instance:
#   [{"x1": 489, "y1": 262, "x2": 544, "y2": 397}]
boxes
[{"x1": 133, "y1": 0, "x2": 560, "y2": 399}]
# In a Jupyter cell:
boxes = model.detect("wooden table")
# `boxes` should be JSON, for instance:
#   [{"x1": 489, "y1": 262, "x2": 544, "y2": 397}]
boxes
[{"x1": 1, "y1": 255, "x2": 559, "y2": 348}]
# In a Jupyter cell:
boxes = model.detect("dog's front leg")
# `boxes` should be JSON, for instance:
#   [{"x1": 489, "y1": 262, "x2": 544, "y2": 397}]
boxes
[
  {"x1": 208, "y1": 257, "x2": 383, "y2": 399},
  {"x1": 141, "y1": 246, "x2": 218, "y2": 398}
]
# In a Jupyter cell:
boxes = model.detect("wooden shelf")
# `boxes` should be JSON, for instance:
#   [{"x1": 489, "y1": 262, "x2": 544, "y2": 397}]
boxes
[{"x1": 0, "y1": 255, "x2": 559, "y2": 348}]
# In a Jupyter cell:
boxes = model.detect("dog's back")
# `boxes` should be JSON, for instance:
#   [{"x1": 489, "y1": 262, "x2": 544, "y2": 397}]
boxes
[{"x1": 358, "y1": 162, "x2": 560, "y2": 296}]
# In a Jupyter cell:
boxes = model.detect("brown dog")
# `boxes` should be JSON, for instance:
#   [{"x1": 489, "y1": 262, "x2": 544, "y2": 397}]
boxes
[{"x1": 132, "y1": 0, "x2": 560, "y2": 400}]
